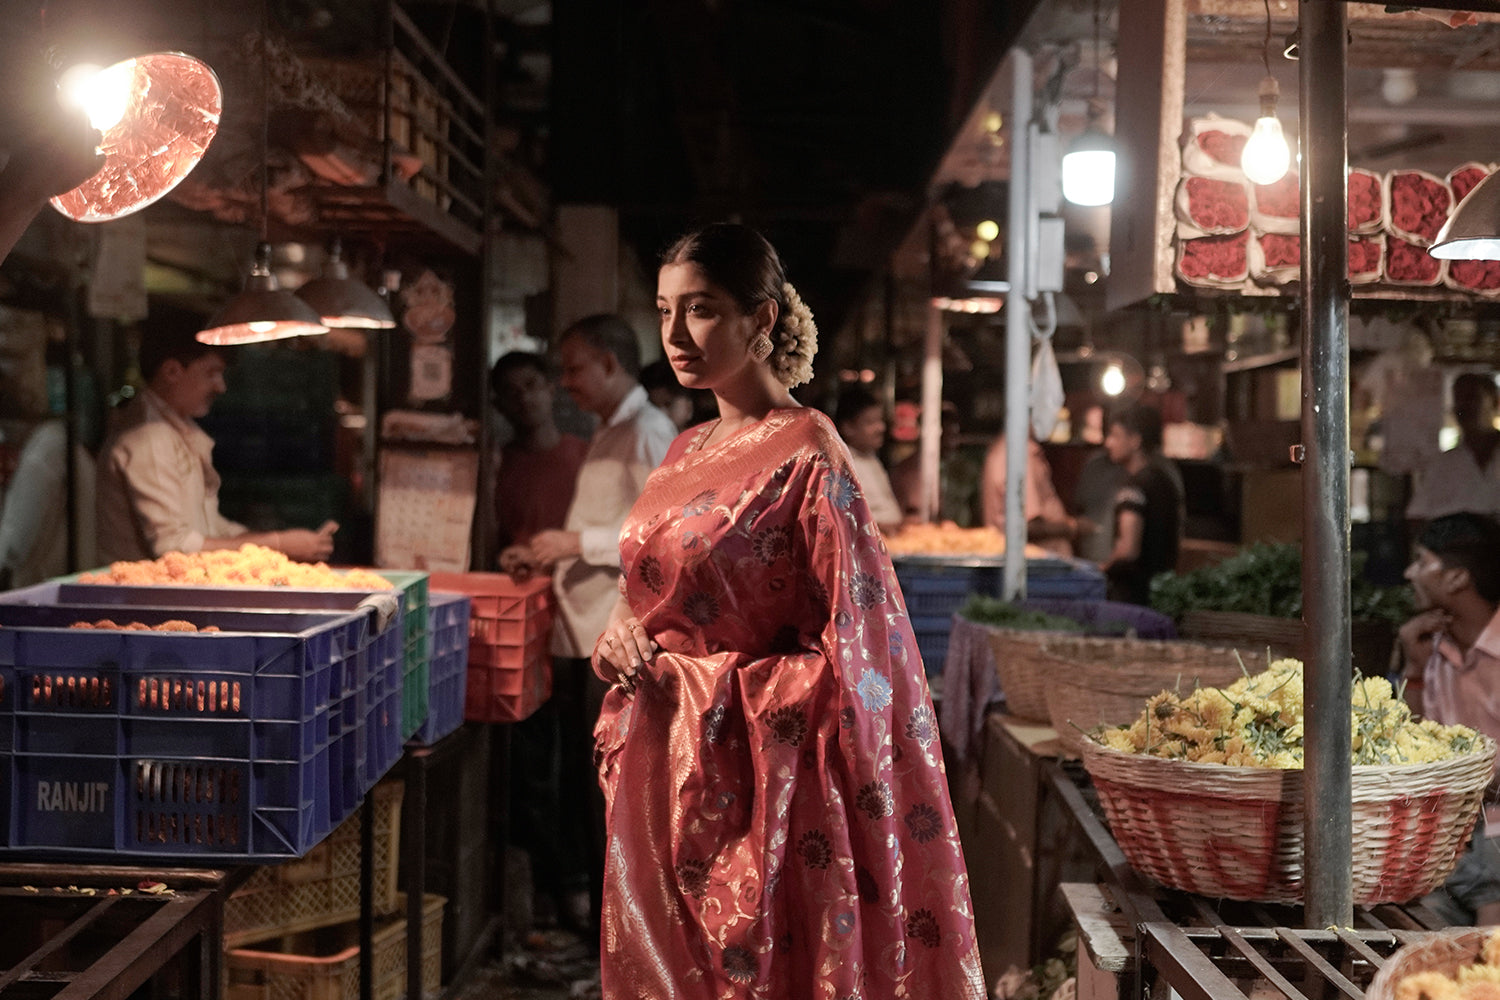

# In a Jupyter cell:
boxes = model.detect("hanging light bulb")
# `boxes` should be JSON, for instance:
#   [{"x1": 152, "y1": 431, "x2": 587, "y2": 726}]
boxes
[
  {"x1": 1241, "y1": 1, "x2": 1291, "y2": 187},
  {"x1": 1242, "y1": 75, "x2": 1291, "y2": 185},
  {"x1": 198, "y1": 242, "x2": 329, "y2": 345},
  {"x1": 1062, "y1": 106, "x2": 1116, "y2": 207},
  {"x1": 49, "y1": 52, "x2": 221, "y2": 222},
  {"x1": 1062, "y1": 0, "x2": 1115, "y2": 208},
  {"x1": 296, "y1": 240, "x2": 397, "y2": 329}
]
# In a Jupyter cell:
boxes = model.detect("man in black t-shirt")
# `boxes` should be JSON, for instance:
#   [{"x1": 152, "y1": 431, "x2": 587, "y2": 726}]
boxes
[{"x1": 1101, "y1": 404, "x2": 1182, "y2": 605}]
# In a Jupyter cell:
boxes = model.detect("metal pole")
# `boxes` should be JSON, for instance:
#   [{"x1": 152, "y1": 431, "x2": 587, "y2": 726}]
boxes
[
  {"x1": 1004, "y1": 48, "x2": 1034, "y2": 601},
  {"x1": 921, "y1": 303, "x2": 943, "y2": 524},
  {"x1": 1299, "y1": 0, "x2": 1353, "y2": 930}
]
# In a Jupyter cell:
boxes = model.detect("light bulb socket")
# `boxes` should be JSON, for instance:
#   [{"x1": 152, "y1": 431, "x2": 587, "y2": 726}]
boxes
[{"x1": 1257, "y1": 75, "x2": 1280, "y2": 118}]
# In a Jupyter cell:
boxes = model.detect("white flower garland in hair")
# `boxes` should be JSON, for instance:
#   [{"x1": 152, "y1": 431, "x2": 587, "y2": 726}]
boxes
[{"x1": 770, "y1": 281, "x2": 818, "y2": 387}]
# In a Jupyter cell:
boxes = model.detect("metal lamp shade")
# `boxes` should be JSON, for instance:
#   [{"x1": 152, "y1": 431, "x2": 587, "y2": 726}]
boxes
[
  {"x1": 50, "y1": 52, "x2": 222, "y2": 223},
  {"x1": 199, "y1": 245, "x2": 329, "y2": 345},
  {"x1": 1431, "y1": 171, "x2": 1500, "y2": 261},
  {"x1": 296, "y1": 257, "x2": 396, "y2": 329}
]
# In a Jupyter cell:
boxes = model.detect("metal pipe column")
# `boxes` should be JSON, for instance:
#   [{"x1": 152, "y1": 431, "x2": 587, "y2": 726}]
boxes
[
  {"x1": 1299, "y1": 0, "x2": 1353, "y2": 930},
  {"x1": 1004, "y1": 48, "x2": 1034, "y2": 601}
]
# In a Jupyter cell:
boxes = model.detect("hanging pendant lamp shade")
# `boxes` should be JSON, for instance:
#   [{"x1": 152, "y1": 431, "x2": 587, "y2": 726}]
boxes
[
  {"x1": 1432, "y1": 171, "x2": 1500, "y2": 261},
  {"x1": 296, "y1": 243, "x2": 396, "y2": 329},
  {"x1": 198, "y1": 242, "x2": 329, "y2": 345},
  {"x1": 50, "y1": 52, "x2": 221, "y2": 222}
]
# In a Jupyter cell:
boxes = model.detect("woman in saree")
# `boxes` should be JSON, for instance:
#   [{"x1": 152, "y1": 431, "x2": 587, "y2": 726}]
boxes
[{"x1": 591, "y1": 222, "x2": 984, "y2": 999}]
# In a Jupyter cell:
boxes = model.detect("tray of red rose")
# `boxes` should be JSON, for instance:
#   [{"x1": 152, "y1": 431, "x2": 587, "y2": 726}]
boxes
[{"x1": 0, "y1": 602, "x2": 392, "y2": 863}]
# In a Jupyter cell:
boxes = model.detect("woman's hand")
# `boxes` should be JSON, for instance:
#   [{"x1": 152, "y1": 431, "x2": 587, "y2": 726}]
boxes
[{"x1": 592, "y1": 615, "x2": 658, "y2": 693}]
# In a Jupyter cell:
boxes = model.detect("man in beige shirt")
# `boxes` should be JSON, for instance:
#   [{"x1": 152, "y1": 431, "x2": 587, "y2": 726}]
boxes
[
  {"x1": 834, "y1": 387, "x2": 903, "y2": 532},
  {"x1": 518, "y1": 313, "x2": 676, "y2": 939},
  {"x1": 97, "y1": 318, "x2": 336, "y2": 564}
]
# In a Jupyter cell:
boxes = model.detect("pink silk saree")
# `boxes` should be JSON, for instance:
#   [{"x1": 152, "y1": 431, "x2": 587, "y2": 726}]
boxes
[{"x1": 595, "y1": 408, "x2": 984, "y2": 999}]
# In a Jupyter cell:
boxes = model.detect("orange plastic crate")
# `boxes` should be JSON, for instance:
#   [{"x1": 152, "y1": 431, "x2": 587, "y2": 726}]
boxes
[{"x1": 425, "y1": 572, "x2": 554, "y2": 723}]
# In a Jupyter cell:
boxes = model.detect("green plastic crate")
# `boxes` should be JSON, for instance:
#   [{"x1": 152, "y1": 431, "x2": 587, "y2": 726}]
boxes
[{"x1": 380, "y1": 570, "x2": 429, "y2": 740}]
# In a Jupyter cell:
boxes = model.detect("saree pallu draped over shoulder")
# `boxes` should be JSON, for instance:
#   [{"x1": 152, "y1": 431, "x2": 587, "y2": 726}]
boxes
[{"x1": 595, "y1": 408, "x2": 985, "y2": 1000}]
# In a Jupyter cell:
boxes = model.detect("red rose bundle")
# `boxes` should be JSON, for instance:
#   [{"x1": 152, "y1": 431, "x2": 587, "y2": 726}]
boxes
[
  {"x1": 1177, "y1": 176, "x2": 1250, "y2": 233},
  {"x1": 1181, "y1": 115, "x2": 1253, "y2": 181},
  {"x1": 1348, "y1": 235, "x2": 1384, "y2": 285},
  {"x1": 1385, "y1": 235, "x2": 1444, "y2": 286},
  {"x1": 1198, "y1": 131, "x2": 1248, "y2": 169},
  {"x1": 1448, "y1": 162, "x2": 1491, "y2": 205},
  {"x1": 1347, "y1": 168, "x2": 1383, "y2": 235},
  {"x1": 1385, "y1": 169, "x2": 1452, "y2": 244},
  {"x1": 1250, "y1": 232, "x2": 1299, "y2": 285},
  {"x1": 1250, "y1": 172, "x2": 1300, "y2": 234},
  {"x1": 1445, "y1": 258, "x2": 1500, "y2": 295},
  {"x1": 1177, "y1": 230, "x2": 1250, "y2": 287}
]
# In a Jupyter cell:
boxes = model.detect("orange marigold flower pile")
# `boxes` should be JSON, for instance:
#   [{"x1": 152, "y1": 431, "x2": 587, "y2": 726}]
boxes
[{"x1": 77, "y1": 545, "x2": 394, "y2": 590}]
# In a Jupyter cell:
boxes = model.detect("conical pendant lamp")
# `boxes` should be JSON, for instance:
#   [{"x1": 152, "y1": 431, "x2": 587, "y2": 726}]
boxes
[
  {"x1": 1432, "y1": 171, "x2": 1500, "y2": 261},
  {"x1": 296, "y1": 240, "x2": 396, "y2": 329},
  {"x1": 50, "y1": 51, "x2": 222, "y2": 222},
  {"x1": 198, "y1": 241, "x2": 329, "y2": 345},
  {"x1": 197, "y1": 9, "x2": 327, "y2": 346}
]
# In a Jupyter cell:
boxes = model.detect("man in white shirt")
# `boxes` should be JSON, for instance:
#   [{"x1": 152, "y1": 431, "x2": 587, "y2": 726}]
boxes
[
  {"x1": 0, "y1": 419, "x2": 96, "y2": 587},
  {"x1": 833, "y1": 387, "x2": 903, "y2": 532},
  {"x1": 1407, "y1": 372, "x2": 1500, "y2": 530},
  {"x1": 96, "y1": 318, "x2": 337, "y2": 564},
  {"x1": 521, "y1": 313, "x2": 676, "y2": 940}
]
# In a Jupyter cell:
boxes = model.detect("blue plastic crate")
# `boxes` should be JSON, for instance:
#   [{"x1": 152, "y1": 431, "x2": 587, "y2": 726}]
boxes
[
  {"x1": 893, "y1": 556, "x2": 1108, "y2": 618},
  {"x1": 0, "y1": 603, "x2": 392, "y2": 861},
  {"x1": 364, "y1": 688, "x2": 402, "y2": 788},
  {"x1": 909, "y1": 613, "x2": 954, "y2": 679},
  {"x1": 10, "y1": 748, "x2": 332, "y2": 860},
  {"x1": 412, "y1": 593, "x2": 471, "y2": 745}
]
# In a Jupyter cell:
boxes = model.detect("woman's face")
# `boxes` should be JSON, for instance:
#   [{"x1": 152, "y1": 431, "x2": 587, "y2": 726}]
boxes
[{"x1": 657, "y1": 262, "x2": 762, "y2": 391}]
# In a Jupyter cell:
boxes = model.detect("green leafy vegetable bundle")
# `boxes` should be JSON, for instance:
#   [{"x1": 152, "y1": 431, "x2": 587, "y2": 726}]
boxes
[{"x1": 1148, "y1": 542, "x2": 1411, "y2": 626}]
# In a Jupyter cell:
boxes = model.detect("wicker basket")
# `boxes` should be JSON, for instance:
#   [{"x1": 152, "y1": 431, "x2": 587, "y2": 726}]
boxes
[
  {"x1": 1041, "y1": 637, "x2": 1263, "y2": 756},
  {"x1": 1366, "y1": 928, "x2": 1498, "y2": 1000},
  {"x1": 1079, "y1": 735, "x2": 1495, "y2": 904},
  {"x1": 1178, "y1": 610, "x2": 1397, "y2": 674},
  {"x1": 984, "y1": 626, "x2": 1065, "y2": 722}
]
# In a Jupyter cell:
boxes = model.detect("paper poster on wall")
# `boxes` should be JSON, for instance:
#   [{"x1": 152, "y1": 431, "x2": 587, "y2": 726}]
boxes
[{"x1": 375, "y1": 446, "x2": 477, "y2": 571}]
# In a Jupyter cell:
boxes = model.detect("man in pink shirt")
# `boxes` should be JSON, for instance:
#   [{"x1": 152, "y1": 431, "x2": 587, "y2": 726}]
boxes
[{"x1": 1400, "y1": 511, "x2": 1500, "y2": 925}]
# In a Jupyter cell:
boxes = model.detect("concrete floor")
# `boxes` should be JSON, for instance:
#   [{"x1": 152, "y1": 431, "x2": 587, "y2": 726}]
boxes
[{"x1": 447, "y1": 929, "x2": 599, "y2": 1000}]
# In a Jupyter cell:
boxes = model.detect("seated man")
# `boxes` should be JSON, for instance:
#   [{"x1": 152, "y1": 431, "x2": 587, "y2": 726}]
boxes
[{"x1": 1399, "y1": 512, "x2": 1500, "y2": 926}]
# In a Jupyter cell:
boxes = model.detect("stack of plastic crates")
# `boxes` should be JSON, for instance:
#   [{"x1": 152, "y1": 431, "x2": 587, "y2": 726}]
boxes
[
  {"x1": 226, "y1": 893, "x2": 445, "y2": 1000},
  {"x1": 0, "y1": 602, "x2": 385, "y2": 861},
  {"x1": 427, "y1": 572, "x2": 553, "y2": 724},
  {"x1": 224, "y1": 780, "x2": 405, "y2": 946},
  {"x1": 222, "y1": 781, "x2": 446, "y2": 1000},
  {"x1": 411, "y1": 592, "x2": 471, "y2": 745}
]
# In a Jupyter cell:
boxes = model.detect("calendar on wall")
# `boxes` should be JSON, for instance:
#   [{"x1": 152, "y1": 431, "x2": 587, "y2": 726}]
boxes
[{"x1": 375, "y1": 446, "x2": 478, "y2": 571}]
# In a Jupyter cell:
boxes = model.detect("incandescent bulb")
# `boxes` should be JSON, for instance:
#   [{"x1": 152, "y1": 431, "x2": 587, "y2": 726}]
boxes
[
  {"x1": 976, "y1": 219, "x2": 1000, "y2": 242},
  {"x1": 1242, "y1": 115, "x2": 1291, "y2": 186},
  {"x1": 1101, "y1": 363, "x2": 1126, "y2": 397},
  {"x1": 57, "y1": 60, "x2": 135, "y2": 133}
]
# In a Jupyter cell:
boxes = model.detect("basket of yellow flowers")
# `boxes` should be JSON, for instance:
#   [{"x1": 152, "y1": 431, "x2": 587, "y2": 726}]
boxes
[
  {"x1": 1040, "y1": 635, "x2": 1266, "y2": 757},
  {"x1": 1366, "y1": 927, "x2": 1500, "y2": 1000},
  {"x1": 1080, "y1": 659, "x2": 1495, "y2": 904}
]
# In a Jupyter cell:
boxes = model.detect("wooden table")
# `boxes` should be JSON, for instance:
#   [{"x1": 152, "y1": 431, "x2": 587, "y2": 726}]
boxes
[
  {"x1": 1048, "y1": 761, "x2": 1453, "y2": 1000},
  {"x1": 0, "y1": 863, "x2": 250, "y2": 1000}
]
